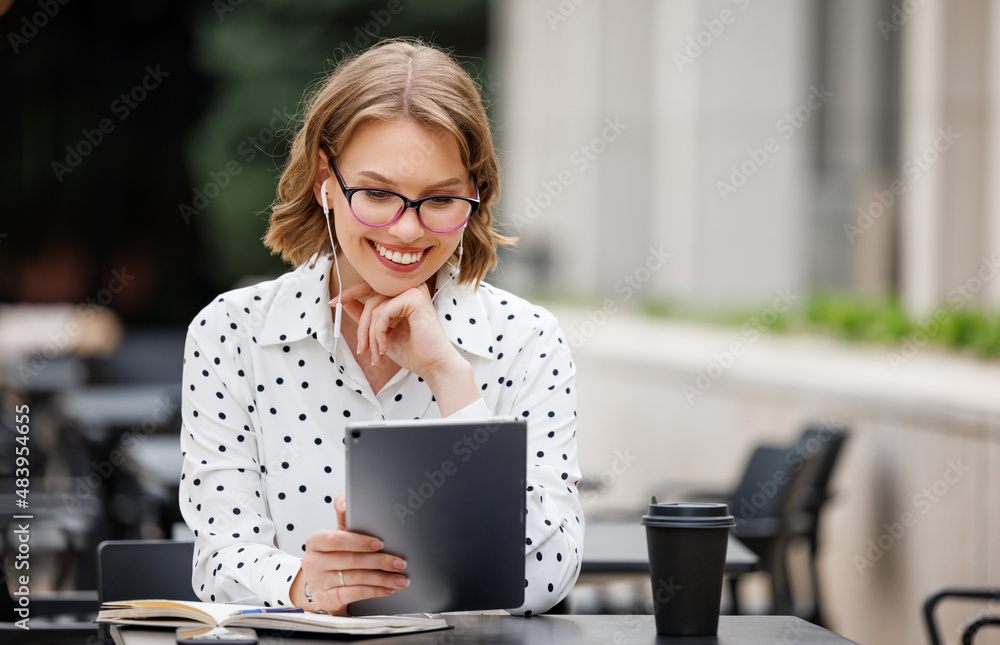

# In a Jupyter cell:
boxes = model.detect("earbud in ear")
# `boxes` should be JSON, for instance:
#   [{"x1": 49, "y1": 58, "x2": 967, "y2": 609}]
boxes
[{"x1": 321, "y1": 179, "x2": 330, "y2": 216}]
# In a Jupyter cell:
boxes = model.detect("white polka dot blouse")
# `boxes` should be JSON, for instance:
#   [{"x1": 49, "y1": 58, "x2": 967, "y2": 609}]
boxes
[{"x1": 179, "y1": 253, "x2": 583, "y2": 616}]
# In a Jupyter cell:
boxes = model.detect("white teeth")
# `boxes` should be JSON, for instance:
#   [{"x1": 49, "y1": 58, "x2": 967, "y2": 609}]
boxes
[{"x1": 372, "y1": 241, "x2": 423, "y2": 265}]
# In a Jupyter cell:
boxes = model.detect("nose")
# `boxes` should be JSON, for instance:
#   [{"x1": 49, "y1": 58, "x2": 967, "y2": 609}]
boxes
[{"x1": 386, "y1": 205, "x2": 424, "y2": 243}]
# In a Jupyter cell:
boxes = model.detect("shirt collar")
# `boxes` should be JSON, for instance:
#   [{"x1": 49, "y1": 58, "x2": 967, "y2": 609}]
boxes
[
  {"x1": 258, "y1": 255, "x2": 494, "y2": 360},
  {"x1": 432, "y1": 262, "x2": 494, "y2": 360},
  {"x1": 258, "y1": 254, "x2": 335, "y2": 347}
]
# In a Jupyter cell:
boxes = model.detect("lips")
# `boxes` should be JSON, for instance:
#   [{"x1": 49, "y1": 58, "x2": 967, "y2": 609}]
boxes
[{"x1": 370, "y1": 240, "x2": 426, "y2": 266}]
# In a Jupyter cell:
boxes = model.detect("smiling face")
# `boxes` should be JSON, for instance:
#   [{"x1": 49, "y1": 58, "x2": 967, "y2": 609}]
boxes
[{"x1": 319, "y1": 118, "x2": 472, "y2": 297}]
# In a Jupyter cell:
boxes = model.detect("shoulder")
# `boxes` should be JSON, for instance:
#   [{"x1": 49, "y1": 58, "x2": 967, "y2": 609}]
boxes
[
  {"x1": 187, "y1": 258, "x2": 323, "y2": 337},
  {"x1": 189, "y1": 280, "x2": 272, "y2": 337},
  {"x1": 469, "y1": 280, "x2": 566, "y2": 344}
]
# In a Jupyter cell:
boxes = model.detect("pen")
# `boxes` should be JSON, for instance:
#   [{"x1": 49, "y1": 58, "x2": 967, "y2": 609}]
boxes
[{"x1": 229, "y1": 608, "x2": 306, "y2": 616}]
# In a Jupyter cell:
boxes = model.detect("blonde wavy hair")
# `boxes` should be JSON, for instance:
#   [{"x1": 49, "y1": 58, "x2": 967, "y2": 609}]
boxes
[{"x1": 264, "y1": 38, "x2": 512, "y2": 286}]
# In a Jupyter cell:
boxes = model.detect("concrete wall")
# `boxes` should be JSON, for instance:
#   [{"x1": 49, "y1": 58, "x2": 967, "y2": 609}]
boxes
[
  {"x1": 492, "y1": 0, "x2": 816, "y2": 306},
  {"x1": 492, "y1": 0, "x2": 1000, "y2": 314}
]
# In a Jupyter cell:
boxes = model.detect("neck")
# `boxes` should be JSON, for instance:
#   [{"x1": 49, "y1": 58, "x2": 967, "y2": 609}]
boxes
[{"x1": 329, "y1": 250, "x2": 361, "y2": 298}]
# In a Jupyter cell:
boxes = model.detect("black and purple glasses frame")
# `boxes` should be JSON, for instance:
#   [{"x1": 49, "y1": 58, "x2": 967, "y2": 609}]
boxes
[{"x1": 329, "y1": 159, "x2": 480, "y2": 234}]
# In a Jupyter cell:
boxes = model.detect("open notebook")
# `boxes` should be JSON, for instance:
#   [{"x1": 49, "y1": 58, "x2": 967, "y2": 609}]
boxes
[{"x1": 97, "y1": 600, "x2": 449, "y2": 636}]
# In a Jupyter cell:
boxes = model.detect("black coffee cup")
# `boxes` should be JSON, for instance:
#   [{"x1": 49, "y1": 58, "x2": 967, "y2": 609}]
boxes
[{"x1": 641, "y1": 498, "x2": 736, "y2": 636}]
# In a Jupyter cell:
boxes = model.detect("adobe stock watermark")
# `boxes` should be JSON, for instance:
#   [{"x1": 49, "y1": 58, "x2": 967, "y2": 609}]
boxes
[
  {"x1": 507, "y1": 116, "x2": 629, "y2": 231},
  {"x1": 886, "y1": 253, "x2": 1000, "y2": 371},
  {"x1": 545, "y1": 0, "x2": 589, "y2": 31},
  {"x1": 212, "y1": 0, "x2": 243, "y2": 21},
  {"x1": 681, "y1": 287, "x2": 799, "y2": 403},
  {"x1": 877, "y1": 0, "x2": 929, "y2": 42},
  {"x1": 6, "y1": 0, "x2": 71, "y2": 54},
  {"x1": 853, "y1": 457, "x2": 971, "y2": 576},
  {"x1": 52, "y1": 65, "x2": 169, "y2": 182},
  {"x1": 335, "y1": 0, "x2": 413, "y2": 53},
  {"x1": 189, "y1": 433, "x2": 310, "y2": 539},
  {"x1": 179, "y1": 106, "x2": 293, "y2": 224},
  {"x1": 948, "y1": 594, "x2": 1000, "y2": 644},
  {"x1": 579, "y1": 448, "x2": 639, "y2": 506},
  {"x1": 729, "y1": 417, "x2": 846, "y2": 527},
  {"x1": 619, "y1": 578, "x2": 683, "y2": 635},
  {"x1": 716, "y1": 85, "x2": 832, "y2": 202},
  {"x1": 673, "y1": 0, "x2": 752, "y2": 73},
  {"x1": 260, "y1": 431, "x2": 307, "y2": 482},
  {"x1": 17, "y1": 267, "x2": 136, "y2": 385},
  {"x1": 392, "y1": 420, "x2": 507, "y2": 524},
  {"x1": 845, "y1": 127, "x2": 960, "y2": 244},
  {"x1": 772, "y1": 617, "x2": 817, "y2": 645},
  {"x1": 565, "y1": 244, "x2": 672, "y2": 349}
]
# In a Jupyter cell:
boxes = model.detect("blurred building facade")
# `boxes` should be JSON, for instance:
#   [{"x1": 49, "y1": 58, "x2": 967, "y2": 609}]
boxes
[
  {"x1": 491, "y1": 0, "x2": 1000, "y2": 318},
  {"x1": 490, "y1": 3, "x2": 1000, "y2": 644}
]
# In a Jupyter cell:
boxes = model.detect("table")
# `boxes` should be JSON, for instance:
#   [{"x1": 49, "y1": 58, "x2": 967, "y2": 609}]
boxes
[
  {"x1": 582, "y1": 521, "x2": 760, "y2": 574},
  {"x1": 109, "y1": 615, "x2": 859, "y2": 644}
]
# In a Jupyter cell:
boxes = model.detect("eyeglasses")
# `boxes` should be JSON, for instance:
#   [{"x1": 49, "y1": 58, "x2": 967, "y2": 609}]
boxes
[{"x1": 329, "y1": 160, "x2": 480, "y2": 233}]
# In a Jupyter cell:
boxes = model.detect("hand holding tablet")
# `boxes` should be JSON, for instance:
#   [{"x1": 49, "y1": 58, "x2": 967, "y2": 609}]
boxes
[{"x1": 292, "y1": 493, "x2": 409, "y2": 615}]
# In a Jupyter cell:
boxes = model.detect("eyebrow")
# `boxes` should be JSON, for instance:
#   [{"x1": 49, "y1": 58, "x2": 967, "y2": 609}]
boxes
[{"x1": 356, "y1": 170, "x2": 464, "y2": 191}]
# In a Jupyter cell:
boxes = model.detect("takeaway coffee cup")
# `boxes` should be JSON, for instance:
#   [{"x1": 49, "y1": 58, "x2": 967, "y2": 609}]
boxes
[{"x1": 641, "y1": 498, "x2": 736, "y2": 636}]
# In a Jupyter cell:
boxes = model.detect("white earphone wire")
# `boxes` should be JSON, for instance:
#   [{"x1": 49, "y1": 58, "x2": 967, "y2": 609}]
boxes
[
  {"x1": 431, "y1": 230, "x2": 463, "y2": 303},
  {"x1": 321, "y1": 179, "x2": 344, "y2": 352}
]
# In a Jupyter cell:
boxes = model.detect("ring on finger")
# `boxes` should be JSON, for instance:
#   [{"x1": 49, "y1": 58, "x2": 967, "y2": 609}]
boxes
[
  {"x1": 303, "y1": 582, "x2": 328, "y2": 614},
  {"x1": 339, "y1": 570, "x2": 346, "y2": 588}
]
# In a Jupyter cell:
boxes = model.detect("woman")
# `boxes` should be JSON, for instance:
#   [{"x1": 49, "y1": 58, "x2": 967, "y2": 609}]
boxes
[{"x1": 179, "y1": 39, "x2": 583, "y2": 617}]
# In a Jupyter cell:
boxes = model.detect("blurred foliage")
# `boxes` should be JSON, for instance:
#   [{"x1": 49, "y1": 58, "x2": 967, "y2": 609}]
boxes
[
  {"x1": 641, "y1": 292, "x2": 1000, "y2": 360},
  {"x1": 187, "y1": 0, "x2": 491, "y2": 287}
]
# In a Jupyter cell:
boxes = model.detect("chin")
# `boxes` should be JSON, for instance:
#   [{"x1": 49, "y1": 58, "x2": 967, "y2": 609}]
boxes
[{"x1": 364, "y1": 269, "x2": 434, "y2": 298}]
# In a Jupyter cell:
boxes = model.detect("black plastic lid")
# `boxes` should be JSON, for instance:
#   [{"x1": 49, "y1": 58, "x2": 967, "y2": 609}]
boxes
[{"x1": 640, "y1": 498, "x2": 736, "y2": 529}]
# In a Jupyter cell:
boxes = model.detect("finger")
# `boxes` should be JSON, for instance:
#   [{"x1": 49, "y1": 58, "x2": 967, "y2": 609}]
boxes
[
  {"x1": 357, "y1": 294, "x2": 387, "y2": 358},
  {"x1": 305, "y1": 529, "x2": 384, "y2": 554},
  {"x1": 336, "y1": 282, "x2": 376, "y2": 325},
  {"x1": 368, "y1": 293, "x2": 419, "y2": 362},
  {"x1": 338, "y1": 281, "x2": 377, "y2": 305},
  {"x1": 335, "y1": 493, "x2": 346, "y2": 531},
  {"x1": 369, "y1": 301, "x2": 383, "y2": 364},
  {"x1": 314, "y1": 584, "x2": 396, "y2": 614},
  {"x1": 328, "y1": 551, "x2": 406, "y2": 575},
  {"x1": 319, "y1": 568, "x2": 408, "y2": 591},
  {"x1": 337, "y1": 295, "x2": 365, "y2": 326},
  {"x1": 370, "y1": 308, "x2": 400, "y2": 365}
]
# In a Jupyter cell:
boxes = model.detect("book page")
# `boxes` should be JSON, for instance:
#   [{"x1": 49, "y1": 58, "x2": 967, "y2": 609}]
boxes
[
  {"x1": 99, "y1": 599, "x2": 450, "y2": 635},
  {"x1": 100, "y1": 600, "x2": 262, "y2": 626}
]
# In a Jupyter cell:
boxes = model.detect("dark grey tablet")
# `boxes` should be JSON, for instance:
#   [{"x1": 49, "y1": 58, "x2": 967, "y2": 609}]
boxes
[{"x1": 344, "y1": 417, "x2": 526, "y2": 616}]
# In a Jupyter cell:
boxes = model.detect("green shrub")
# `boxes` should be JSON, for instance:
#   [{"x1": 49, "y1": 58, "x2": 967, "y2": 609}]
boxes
[{"x1": 642, "y1": 292, "x2": 1000, "y2": 360}]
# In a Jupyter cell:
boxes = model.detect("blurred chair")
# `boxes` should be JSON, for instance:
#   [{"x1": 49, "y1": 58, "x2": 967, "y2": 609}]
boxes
[
  {"x1": 96, "y1": 540, "x2": 197, "y2": 645},
  {"x1": 793, "y1": 426, "x2": 849, "y2": 626},
  {"x1": 688, "y1": 426, "x2": 848, "y2": 623},
  {"x1": 97, "y1": 540, "x2": 197, "y2": 603},
  {"x1": 721, "y1": 444, "x2": 813, "y2": 617},
  {"x1": 924, "y1": 588, "x2": 1000, "y2": 645}
]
